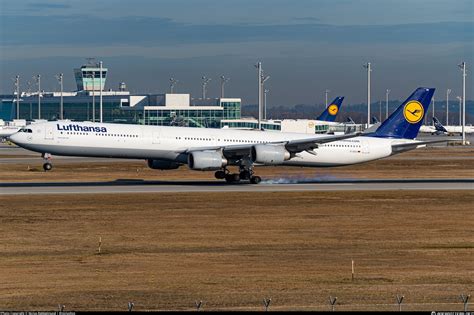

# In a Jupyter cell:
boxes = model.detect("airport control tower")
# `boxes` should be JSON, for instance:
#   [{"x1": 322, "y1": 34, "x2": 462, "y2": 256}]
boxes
[{"x1": 73, "y1": 59, "x2": 108, "y2": 92}]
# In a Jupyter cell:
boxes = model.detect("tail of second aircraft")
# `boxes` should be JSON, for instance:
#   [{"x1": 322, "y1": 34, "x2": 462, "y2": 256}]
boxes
[
  {"x1": 317, "y1": 97, "x2": 344, "y2": 122},
  {"x1": 433, "y1": 116, "x2": 448, "y2": 133},
  {"x1": 370, "y1": 87, "x2": 435, "y2": 139},
  {"x1": 371, "y1": 116, "x2": 380, "y2": 124}
]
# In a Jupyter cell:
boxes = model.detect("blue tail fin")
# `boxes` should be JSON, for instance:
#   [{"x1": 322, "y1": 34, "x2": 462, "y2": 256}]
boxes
[
  {"x1": 317, "y1": 96, "x2": 344, "y2": 122},
  {"x1": 371, "y1": 87, "x2": 434, "y2": 139},
  {"x1": 433, "y1": 116, "x2": 448, "y2": 132}
]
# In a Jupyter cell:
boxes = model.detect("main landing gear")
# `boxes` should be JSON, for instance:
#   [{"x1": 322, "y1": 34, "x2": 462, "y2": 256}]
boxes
[
  {"x1": 42, "y1": 152, "x2": 53, "y2": 171},
  {"x1": 214, "y1": 166, "x2": 262, "y2": 184}
]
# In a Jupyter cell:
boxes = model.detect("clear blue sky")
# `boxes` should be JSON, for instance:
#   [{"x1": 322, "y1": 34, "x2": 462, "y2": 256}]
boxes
[{"x1": 1, "y1": 0, "x2": 472, "y2": 105}]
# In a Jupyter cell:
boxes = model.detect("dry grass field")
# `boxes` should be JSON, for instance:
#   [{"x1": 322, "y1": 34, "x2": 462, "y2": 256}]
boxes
[
  {"x1": 0, "y1": 146, "x2": 473, "y2": 183},
  {"x1": 0, "y1": 190, "x2": 473, "y2": 311}
]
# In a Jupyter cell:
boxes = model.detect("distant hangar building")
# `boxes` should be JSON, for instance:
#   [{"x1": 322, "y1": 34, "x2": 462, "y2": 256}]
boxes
[{"x1": 0, "y1": 62, "x2": 241, "y2": 128}]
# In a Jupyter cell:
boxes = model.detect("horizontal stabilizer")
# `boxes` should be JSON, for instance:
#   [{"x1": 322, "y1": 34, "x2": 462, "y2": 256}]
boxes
[{"x1": 391, "y1": 139, "x2": 461, "y2": 154}]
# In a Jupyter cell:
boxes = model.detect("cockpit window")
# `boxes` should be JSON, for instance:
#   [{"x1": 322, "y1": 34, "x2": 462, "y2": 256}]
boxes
[
  {"x1": 18, "y1": 128, "x2": 32, "y2": 133},
  {"x1": 26, "y1": 129, "x2": 32, "y2": 133}
]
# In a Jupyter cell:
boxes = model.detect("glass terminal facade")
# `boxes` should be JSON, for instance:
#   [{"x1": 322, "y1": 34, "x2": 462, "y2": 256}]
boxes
[
  {"x1": 2, "y1": 93, "x2": 137, "y2": 123},
  {"x1": 220, "y1": 119, "x2": 281, "y2": 131},
  {"x1": 0, "y1": 93, "x2": 241, "y2": 127},
  {"x1": 144, "y1": 99, "x2": 241, "y2": 128},
  {"x1": 220, "y1": 119, "x2": 351, "y2": 134},
  {"x1": 1, "y1": 62, "x2": 241, "y2": 128}
]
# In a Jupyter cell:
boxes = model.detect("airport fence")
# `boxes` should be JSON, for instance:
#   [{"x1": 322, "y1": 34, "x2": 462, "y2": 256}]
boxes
[{"x1": 46, "y1": 296, "x2": 470, "y2": 312}]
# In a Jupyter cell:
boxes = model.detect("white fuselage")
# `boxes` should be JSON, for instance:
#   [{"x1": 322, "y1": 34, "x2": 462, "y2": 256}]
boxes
[
  {"x1": 440, "y1": 125, "x2": 474, "y2": 134},
  {"x1": 11, "y1": 121, "x2": 411, "y2": 167},
  {"x1": 420, "y1": 124, "x2": 474, "y2": 134},
  {"x1": 419, "y1": 125, "x2": 436, "y2": 133}
]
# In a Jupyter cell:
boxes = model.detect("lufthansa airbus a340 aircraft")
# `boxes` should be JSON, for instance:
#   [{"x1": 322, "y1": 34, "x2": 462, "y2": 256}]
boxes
[{"x1": 10, "y1": 87, "x2": 448, "y2": 184}]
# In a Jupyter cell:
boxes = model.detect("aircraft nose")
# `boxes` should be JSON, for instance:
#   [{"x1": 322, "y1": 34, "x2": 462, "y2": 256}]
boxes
[{"x1": 8, "y1": 132, "x2": 21, "y2": 144}]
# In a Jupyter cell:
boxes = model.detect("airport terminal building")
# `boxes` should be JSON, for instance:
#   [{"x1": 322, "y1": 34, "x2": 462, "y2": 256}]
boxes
[
  {"x1": 1, "y1": 62, "x2": 241, "y2": 128},
  {"x1": 1, "y1": 61, "x2": 362, "y2": 134}
]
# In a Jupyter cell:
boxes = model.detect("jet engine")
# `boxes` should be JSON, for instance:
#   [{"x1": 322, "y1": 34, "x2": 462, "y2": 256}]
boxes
[
  {"x1": 251, "y1": 144, "x2": 290, "y2": 165},
  {"x1": 188, "y1": 151, "x2": 227, "y2": 171},
  {"x1": 147, "y1": 159, "x2": 181, "y2": 170}
]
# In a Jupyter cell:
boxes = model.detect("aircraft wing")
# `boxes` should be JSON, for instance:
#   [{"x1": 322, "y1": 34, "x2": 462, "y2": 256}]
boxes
[
  {"x1": 279, "y1": 132, "x2": 361, "y2": 153},
  {"x1": 183, "y1": 132, "x2": 361, "y2": 158},
  {"x1": 391, "y1": 139, "x2": 461, "y2": 154}
]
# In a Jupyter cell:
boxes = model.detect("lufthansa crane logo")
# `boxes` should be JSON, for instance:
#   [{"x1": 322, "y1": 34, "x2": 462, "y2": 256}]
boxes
[
  {"x1": 403, "y1": 100, "x2": 424, "y2": 124},
  {"x1": 328, "y1": 104, "x2": 339, "y2": 116}
]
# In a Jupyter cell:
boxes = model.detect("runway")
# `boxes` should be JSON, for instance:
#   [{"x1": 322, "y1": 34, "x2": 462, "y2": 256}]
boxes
[{"x1": 1, "y1": 178, "x2": 472, "y2": 195}]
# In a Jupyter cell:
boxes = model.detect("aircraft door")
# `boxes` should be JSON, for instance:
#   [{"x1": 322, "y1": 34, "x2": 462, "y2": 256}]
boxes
[
  {"x1": 44, "y1": 125, "x2": 54, "y2": 140},
  {"x1": 361, "y1": 140, "x2": 370, "y2": 154}
]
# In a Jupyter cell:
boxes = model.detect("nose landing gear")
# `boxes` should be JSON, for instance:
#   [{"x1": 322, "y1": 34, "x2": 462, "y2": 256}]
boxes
[{"x1": 42, "y1": 153, "x2": 53, "y2": 171}]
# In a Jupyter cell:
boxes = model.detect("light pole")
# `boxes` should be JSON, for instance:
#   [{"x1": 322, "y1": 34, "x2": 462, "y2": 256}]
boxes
[
  {"x1": 92, "y1": 72, "x2": 96, "y2": 122},
  {"x1": 379, "y1": 100, "x2": 382, "y2": 122},
  {"x1": 255, "y1": 62, "x2": 262, "y2": 129},
  {"x1": 26, "y1": 81, "x2": 32, "y2": 119},
  {"x1": 446, "y1": 89, "x2": 451, "y2": 125},
  {"x1": 432, "y1": 96, "x2": 435, "y2": 124},
  {"x1": 99, "y1": 61, "x2": 103, "y2": 123},
  {"x1": 220, "y1": 76, "x2": 230, "y2": 98},
  {"x1": 255, "y1": 62, "x2": 269, "y2": 129},
  {"x1": 35, "y1": 74, "x2": 41, "y2": 119},
  {"x1": 169, "y1": 78, "x2": 178, "y2": 93},
  {"x1": 385, "y1": 89, "x2": 390, "y2": 119},
  {"x1": 264, "y1": 89, "x2": 269, "y2": 120},
  {"x1": 56, "y1": 73, "x2": 64, "y2": 120},
  {"x1": 261, "y1": 74, "x2": 270, "y2": 123},
  {"x1": 15, "y1": 75, "x2": 20, "y2": 119},
  {"x1": 458, "y1": 61, "x2": 467, "y2": 145},
  {"x1": 325, "y1": 89, "x2": 330, "y2": 108},
  {"x1": 457, "y1": 96, "x2": 462, "y2": 126},
  {"x1": 201, "y1": 76, "x2": 211, "y2": 99},
  {"x1": 363, "y1": 62, "x2": 372, "y2": 128}
]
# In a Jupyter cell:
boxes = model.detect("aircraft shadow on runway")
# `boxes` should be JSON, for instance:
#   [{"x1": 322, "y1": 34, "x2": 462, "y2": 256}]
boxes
[{"x1": 0, "y1": 178, "x2": 472, "y2": 188}]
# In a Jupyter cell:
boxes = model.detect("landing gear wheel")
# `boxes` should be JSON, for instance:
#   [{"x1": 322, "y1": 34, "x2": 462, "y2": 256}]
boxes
[
  {"x1": 43, "y1": 162, "x2": 53, "y2": 171},
  {"x1": 225, "y1": 173, "x2": 240, "y2": 183},
  {"x1": 239, "y1": 170, "x2": 251, "y2": 180},
  {"x1": 214, "y1": 170, "x2": 226, "y2": 179},
  {"x1": 42, "y1": 153, "x2": 53, "y2": 171},
  {"x1": 250, "y1": 176, "x2": 262, "y2": 184}
]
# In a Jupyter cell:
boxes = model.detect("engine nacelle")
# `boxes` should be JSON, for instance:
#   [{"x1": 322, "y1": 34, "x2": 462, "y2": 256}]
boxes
[
  {"x1": 147, "y1": 159, "x2": 180, "y2": 170},
  {"x1": 188, "y1": 151, "x2": 227, "y2": 171},
  {"x1": 251, "y1": 144, "x2": 290, "y2": 165}
]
